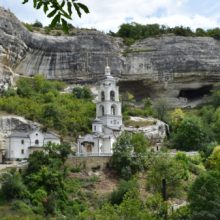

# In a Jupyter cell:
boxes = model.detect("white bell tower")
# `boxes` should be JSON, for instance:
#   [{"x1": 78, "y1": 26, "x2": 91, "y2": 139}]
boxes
[{"x1": 95, "y1": 66, "x2": 122, "y2": 130}]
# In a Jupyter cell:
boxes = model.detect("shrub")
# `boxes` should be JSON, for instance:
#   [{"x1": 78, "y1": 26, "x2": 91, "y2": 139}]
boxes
[{"x1": 110, "y1": 179, "x2": 137, "y2": 205}]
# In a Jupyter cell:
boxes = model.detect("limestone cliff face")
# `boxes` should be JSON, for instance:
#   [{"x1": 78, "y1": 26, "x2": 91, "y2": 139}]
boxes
[
  {"x1": 1, "y1": 7, "x2": 220, "y2": 106},
  {"x1": 0, "y1": 7, "x2": 124, "y2": 83}
]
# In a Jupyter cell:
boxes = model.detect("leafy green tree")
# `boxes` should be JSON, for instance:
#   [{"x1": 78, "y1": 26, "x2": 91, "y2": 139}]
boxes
[
  {"x1": 72, "y1": 86, "x2": 92, "y2": 100},
  {"x1": 147, "y1": 154, "x2": 188, "y2": 198},
  {"x1": 32, "y1": 20, "x2": 43, "y2": 28},
  {"x1": 188, "y1": 170, "x2": 220, "y2": 220},
  {"x1": 110, "y1": 179, "x2": 138, "y2": 205},
  {"x1": 22, "y1": 0, "x2": 89, "y2": 33},
  {"x1": 170, "y1": 108, "x2": 185, "y2": 130},
  {"x1": 145, "y1": 193, "x2": 168, "y2": 220},
  {"x1": 118, "y1": 189, "x2": 154, "y2": 220},
  {"x1": 0, "y1": 169, "x2": 29, "y2": 201},
  {"x1": 210, "y1": 85, "x2": 220, "y2": 108},
  {"x1": 171, "y1": 116, "x2": 209, "y2": 151},
  {"x1": 206, "y1": 146, "x2": 220, "y2": 170},
  {"x1": 111, "y1": 132, "x2": 150, "y2": 179},
  {"x1": 153, "y1": 98, "x2": 169, "y2": 121},
  {"x1": 195, "y1": 28, "x2": 207, "y2": 36}
]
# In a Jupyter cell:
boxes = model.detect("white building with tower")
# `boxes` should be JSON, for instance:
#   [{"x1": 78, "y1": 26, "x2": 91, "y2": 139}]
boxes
[{"x1": 77, "y1": 66, "x2": 123, "y2": 156}]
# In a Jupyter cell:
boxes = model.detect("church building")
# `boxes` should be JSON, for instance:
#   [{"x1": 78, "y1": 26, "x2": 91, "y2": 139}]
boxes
[
  {"x1": 6, "y1": 129, "x2": 60, "y2": 160},
  {"x1": 77, "y1": 66, "x2": 123, "y2": 156}
]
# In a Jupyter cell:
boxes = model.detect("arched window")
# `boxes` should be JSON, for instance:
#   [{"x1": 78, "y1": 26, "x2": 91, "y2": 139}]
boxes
[
  {"x1": 101, "y1": 91, "x2": 105, "y2": 101},
  {"x1": 110, "y1": 91, "x2": 115, "y2": 101},
  {"x1": 111, "y1": 105, "x2": 116, "y2": 115},
  {"x1": 99, "y1": 105, "x2": 105, "y2": 116},
  {"x1": 35, "y1": 140, "x2": 39, "y2": 145}
]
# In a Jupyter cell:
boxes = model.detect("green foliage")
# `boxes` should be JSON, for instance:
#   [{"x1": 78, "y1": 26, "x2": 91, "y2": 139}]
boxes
[
  {"x1": 0, "y1": 169, "x2": 29, "y2": 201},
  {"x1": 170, "y1": 205, "x2": 191, "y2": 220},
  {"x1": 206, "y1": 146, "x2": 220, "y2": 170},
  {"x1": 110, "y1": 179, "x2": 137, "y2": 205},
  {"x1": 117, "y1": 189, "x2": 154, "y2": 220},
  {"x1": 145, "y1": 193, "x2": 168, "y2": 220},
  {"x1": 113, "y1": 22, "x2": 220, "y2": 45},
  {"x1": 153, "y1": 98, "x2": 169, "y2": 121},
  {"x1": 4, "y1": 143, "x2": 84, "y2": 217},
  {"x1": 188, "y1": 170, "x2": 220, "y2": 220},
  {"x1": 170, "y1": 116, "x2": 209, "y2": 151},
  {"x1": 22, "y1": 22, "x2": 33, "y2": 32},
  {"x1": 0, "y1": 75, "x2": 95, "y2": 137},
  {"x1": 11, "y1": 200, "x2": 34, "y2": 215},
  {"x1": 72, "y1": 86, "x2": 93, "y2": 100},
  {"x1": 32, "y1": 20, "x2": 43, "y2": 28},
  {"x1": 170, "y1": 108, "x2": 185, "y2": 130},
  {"x1": 111, "y1": 132, "x2": 150, "y2": 179},
  {"x1": 22, "y1": 0, "x2": 89, "y2": 33},
  {"x1": 147, "y1": 154, "x2": 188, "y2": 198}
]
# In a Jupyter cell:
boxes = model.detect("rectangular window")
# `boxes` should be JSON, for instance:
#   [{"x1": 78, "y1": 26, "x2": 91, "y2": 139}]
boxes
[
  {"x1": 21, "y1": 140, "x2": 24, "y2": 144},
  {"x1": 21, "y1": 149, "x2": 24, "y2": 154},
  {"x1": 94, "y1": 126, "x2": 96, "y2": 131}
]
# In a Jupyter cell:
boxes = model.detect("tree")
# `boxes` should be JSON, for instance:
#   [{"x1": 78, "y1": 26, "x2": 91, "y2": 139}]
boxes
[
  {"x1": 171, "y1": 116, "x2": 209, "y2": 151},
  {"x1": 22, "y1": 0, "x2": 89, "y2": 33},
  {"x1": 110, "y1": 179, "x2": 137, "y2": 205},
  {"x1": 146, "y1": 154, "x2": 188, "y2": 198},
  {"x1": 110, "y1": 132, "x2": 150, "y2": 179},
  {"x1": 153, "y1": 98, "x2": 169, "y2": 121},
  {"x1": 72, "y1": 86, "x2": 92, "y2": 100},
  {"x1": 188, "y1": 170, "x2": 220, "y2": 220},
  {"x1": 170, "y1": 108, "x2": 185, "y2": 130},
  {"x1": 32, "y1": 19, "x2": 43, "y2": 28},
  {"x1": 206, "y1": 146, "x2": 220, "y2": 170},
  {"x1": 0, "y1": 169, "x2": 29, "y2": 201}
]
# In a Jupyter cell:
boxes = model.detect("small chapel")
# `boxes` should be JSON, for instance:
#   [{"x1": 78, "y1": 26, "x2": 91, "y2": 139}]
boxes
[{"x1": 77, "y1": 66, "x2": 123, "y2": 156}]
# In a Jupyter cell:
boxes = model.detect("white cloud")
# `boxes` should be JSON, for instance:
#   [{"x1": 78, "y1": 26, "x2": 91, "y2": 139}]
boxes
[{"x1": 0, "y1": 0, "x2": 220, "y2": 32}]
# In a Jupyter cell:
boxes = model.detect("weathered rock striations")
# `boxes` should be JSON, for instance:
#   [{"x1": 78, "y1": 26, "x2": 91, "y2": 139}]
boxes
[{"x1": 1, "y1": 7, "x2": 220, "y2": 106}]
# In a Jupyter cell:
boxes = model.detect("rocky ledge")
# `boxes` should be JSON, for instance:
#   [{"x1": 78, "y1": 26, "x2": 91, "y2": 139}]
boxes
[{"x1": 1, "y1": 7, "x2": 220, "y2": 106}]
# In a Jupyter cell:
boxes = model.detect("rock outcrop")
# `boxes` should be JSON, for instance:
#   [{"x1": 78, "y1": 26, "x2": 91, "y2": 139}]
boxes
[
  {"x1": 1, "y1": 7, "x2": 220, "y2": 106},
  {"x1": 0, "y1": 115, "x2": 39, "y2": 150},
  {"x1": 125, "y1": 116, "x2": 167, "y2": 147}
]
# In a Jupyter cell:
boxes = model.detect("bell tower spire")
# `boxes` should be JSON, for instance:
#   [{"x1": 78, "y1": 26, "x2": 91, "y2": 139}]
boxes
[
  {"x1": 105, "y1": 58, "x2": 111, "y2": 76},
  {"x1": 95, "y1": 65, "x2": 122, "y2": 130}
]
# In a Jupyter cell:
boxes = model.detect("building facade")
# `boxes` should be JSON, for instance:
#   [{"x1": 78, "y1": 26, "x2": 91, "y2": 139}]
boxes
[
  {"x1": 77, "y1": 66, "x2": 123, "y2": 156},
  {"x1": 7, "y1": 129, "x2": 60, "y2": 160}
]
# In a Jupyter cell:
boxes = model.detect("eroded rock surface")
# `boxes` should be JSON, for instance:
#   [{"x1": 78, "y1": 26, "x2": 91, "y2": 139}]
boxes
[
  {"x1": 1, "y1": 7, "x2": 220, "y2": 106},
  {"x1": 125, "y1": 116, "x2": 167, "y2": 146}
]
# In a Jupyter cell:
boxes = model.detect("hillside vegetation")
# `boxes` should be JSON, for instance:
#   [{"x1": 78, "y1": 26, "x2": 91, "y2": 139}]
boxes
[
  {"x1": 0, "y1": 75, "x2": 95, "y2": 139},
  {"x1": 111, "y1": 23, "x2": 220, "y2": 45},
  {"x1": 0, "y1": 77, "x2": 220, "y2": 219}
]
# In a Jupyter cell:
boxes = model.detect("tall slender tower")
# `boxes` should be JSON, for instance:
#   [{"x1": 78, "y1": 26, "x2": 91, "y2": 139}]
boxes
[{"x1": 94, "y1": 66, "x2": 122, "y2": 131}]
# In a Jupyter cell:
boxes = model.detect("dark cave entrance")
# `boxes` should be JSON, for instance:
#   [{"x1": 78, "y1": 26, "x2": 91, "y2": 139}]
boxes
[
  {"x1": 118, "y1": 80, "x2": 153, "y2": 101},
  {"x1": 178, "y1": 85, "x2": 213, "y2": 101}
]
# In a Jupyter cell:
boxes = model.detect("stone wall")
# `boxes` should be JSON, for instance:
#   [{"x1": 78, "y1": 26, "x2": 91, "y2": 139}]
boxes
[{"x1": 66, "y1": 156, "x2": 111, "y2": 170}]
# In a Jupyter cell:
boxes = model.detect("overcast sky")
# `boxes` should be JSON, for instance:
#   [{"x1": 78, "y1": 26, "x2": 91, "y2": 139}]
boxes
[{"x1": 1, "y1": 0, "x2": 220, "y2": 32}]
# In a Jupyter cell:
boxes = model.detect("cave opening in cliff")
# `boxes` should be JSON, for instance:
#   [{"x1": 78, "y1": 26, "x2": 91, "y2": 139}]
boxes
[
  {"x1": 178, "y1": 85, "x2": 213, "y2": 101},
  {"x1": 118, "y1": 80, "x2": 153, "y2": 102}
]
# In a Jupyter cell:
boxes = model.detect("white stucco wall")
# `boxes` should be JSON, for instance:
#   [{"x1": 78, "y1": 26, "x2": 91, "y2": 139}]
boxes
[
  {"x1": 44, "y1": 138, "x2": 60, "y2": 145},
  {"x1": 7, "y1": 132, "x2": 60, "y2": 160},
  {"x1": 29, "y1": 131, "x2": 44, "y2": 147},
  {"x1": 7, "y1": 137, "x2": 30, "y2": 159}
]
